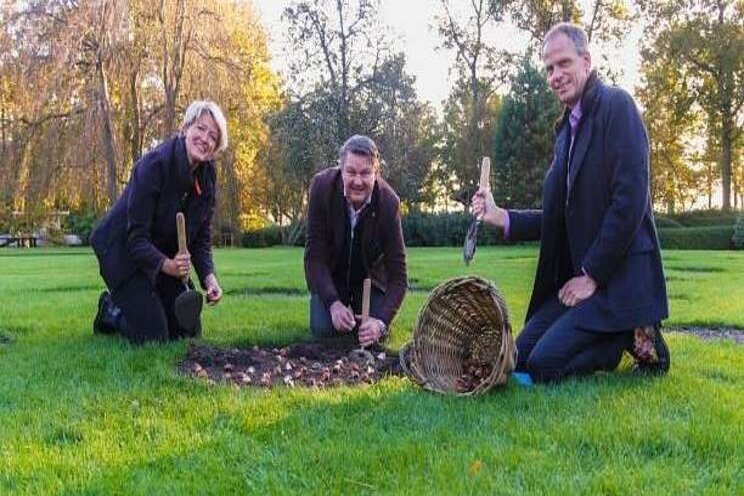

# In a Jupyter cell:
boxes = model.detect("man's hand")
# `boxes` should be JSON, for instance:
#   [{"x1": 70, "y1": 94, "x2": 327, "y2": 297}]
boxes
[
  {"x1": 358, "y1": 318, "x2": 384, "y2": 347},
  {"x1": 204, "y1": 273, "x2": 222, "y2": 306},
  {"x1": 471, "y1": 187, "x2": 508, "y2": 229},
  {"x1": 329, "y1": 300, "x2": 355, "y2": 332},
  {"x1": 162, "y1": 252, "x2": 191, "y2": 279},
  {"x1": 558, "y1": 274, "x2": 597, "y2": 307}
]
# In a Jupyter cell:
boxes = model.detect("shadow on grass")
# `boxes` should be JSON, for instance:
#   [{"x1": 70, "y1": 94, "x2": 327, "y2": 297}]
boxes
[
  {"x1": 407, "y1": 278, "x2": 436, "y2": 293},
  {"x1": 224, "y1": 286, "x2": 307, "y2": 297},
  {"x1": 221, "y1": 271, "x2": 270, "y2": 277},
  {"x1": 668, "y1": 292, "x2": 691, "y2": 301},
  {"x1": 31, "y1": 284, "x2": 103, "y2": 293},
  {"x1": 0, "y1": 324, "x2": 35, "y2": 342},
  {"x1": 665, "y1": 265, "x2": 725, "y2": 273},
  {"x1": 0, "y1": 250, "x2": 91, "y2": 257}
]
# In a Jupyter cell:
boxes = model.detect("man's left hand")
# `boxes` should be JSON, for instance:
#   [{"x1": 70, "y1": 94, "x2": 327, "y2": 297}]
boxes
[
  {"x1": 558, "y1": 274, "x2": 597, "y2": 307},
  {"x1": 358, "y1": 318, "x2": 384, "y2": 347}
]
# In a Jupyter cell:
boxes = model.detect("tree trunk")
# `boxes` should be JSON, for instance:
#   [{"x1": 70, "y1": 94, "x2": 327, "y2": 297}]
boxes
[
  {"x1": 160, "y1": 0, "x2": 188, "y2": 139},
  {"x1": 720, "y1": 119, "x2": 732, "y2": 211},
  {"x1": 95, "y1": 49, "x2": 118, "y2": 205},
  {"x1": 1, "y1": 103, "x2": 5, "y2": 155},
  {"x1": 128, "y1": 69, "x2": 142, "y2": 165},
  {"x1": 221, "y1": 150, "x2": 242, "y2": 246}
]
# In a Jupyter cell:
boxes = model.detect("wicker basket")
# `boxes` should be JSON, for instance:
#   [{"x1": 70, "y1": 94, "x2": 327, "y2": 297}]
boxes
[{"x1": 400, "y1": 276, "x2": 516, "y2": 396}]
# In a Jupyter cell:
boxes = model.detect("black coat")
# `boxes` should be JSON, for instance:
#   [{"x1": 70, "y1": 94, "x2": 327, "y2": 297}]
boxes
[
  {"x1": 91, "y1": 136, "x2": 216, "y2": 291},
  {"x1": 509, "y1": 75, "x2": 668, "y2": 331}
]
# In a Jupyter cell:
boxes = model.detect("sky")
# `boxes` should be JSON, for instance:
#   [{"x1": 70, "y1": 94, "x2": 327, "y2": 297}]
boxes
[{"x1": 251, "y1": 0, "x2": 644, "y2": 111}]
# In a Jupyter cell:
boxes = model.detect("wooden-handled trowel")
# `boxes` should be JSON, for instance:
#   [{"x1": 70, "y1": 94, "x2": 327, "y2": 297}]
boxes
[
  {"x1": 463, "y1": 157, "x2": 491, "y2": 265},
  {"x1": 349, "y1": 278, "x2": 375, "y2": 364},
  {"x1": 174, "y1": 212, "x2": 203, "y2": 335}
]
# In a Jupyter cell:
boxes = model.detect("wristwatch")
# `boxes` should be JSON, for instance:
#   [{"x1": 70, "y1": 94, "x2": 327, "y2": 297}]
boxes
[{"x1": 376, "y1": 318, "x2": 388, "y2": 339}]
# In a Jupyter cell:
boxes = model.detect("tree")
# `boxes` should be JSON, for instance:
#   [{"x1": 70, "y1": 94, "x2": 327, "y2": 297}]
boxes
[
  {"x1": 505, "y1": 0, "x2": 634, "y2": 82},
  {"x1": 637, "y1": 38, "x2": 702, "y2": 213},
  {"x1": 638, "y1": 0, "x2": 743, "y2": 211},
  {"x1": 359, "y1": 53, "x2": 439, "y2": 206},
  {"x1": 1, "y1": 0, "x2": 281, "y2": 233},
  {"x1": 492, "y1": 59, "x2": 562, "y2": 208},
  {"x1": 439, "y1": 78, "x2": 501, "y2": 207},
  {"x1": 274, "y1": 0, "x2": 439, "y2": 229},
  {"x1": 436, "y1": 0, "x2": 513, "y2": 203},
  {"x1": 283, "y1": 0, "x2": 388, "y2": 153}
]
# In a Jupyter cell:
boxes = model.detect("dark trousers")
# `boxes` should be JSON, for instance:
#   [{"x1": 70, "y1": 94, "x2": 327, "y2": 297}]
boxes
[
  {"x1": 309, "y1": 286, "x2": 385, "y2": 339},
  {"x1": 110, "y1": 272, "x2": 198, "y2": 344},
  {"x1": 516, "y1": 294, "x2": 633, "y2": 383}
]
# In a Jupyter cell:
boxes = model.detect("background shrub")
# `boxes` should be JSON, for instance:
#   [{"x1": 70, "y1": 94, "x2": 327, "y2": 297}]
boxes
[
  {"x1": 402, "y1": 211, "x2": 515, "y2": 247},
  {"x1": 653, "y1": 214, "x2": 683, "y2": 228},
  {"x1": 241, "y1": 211, "x2": 742, "y2": 250},
  {"x1": 658, "y1": 225, "x2": 734, "y2": 250},
  {"x1": 65, "y1": 209, "x2": 100, "y2": 245},
  {"x1": 669, "y1": 209, "x2": 739, "y2": 227},
  {"x1": 240, "y1": 225, "x2": 304, "y2": 248},
  {"x1": 732, "y1": 216, "x2": 744, "y2": 250}
]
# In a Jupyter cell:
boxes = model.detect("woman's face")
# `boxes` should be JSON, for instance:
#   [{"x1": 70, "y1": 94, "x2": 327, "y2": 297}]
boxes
[{"x1": 184, "y1": 113, "x2": 220, "y2": 165}]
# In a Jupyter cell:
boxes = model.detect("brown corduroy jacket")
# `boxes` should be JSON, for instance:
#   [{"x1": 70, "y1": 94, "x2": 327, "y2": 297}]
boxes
[{"x1": 304, "y1": 166, "x2": 407, "y2": 325}]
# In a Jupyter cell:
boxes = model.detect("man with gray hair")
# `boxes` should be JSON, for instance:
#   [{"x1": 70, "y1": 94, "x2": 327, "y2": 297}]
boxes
[
  {"x1": 473, "y1": 22, "x2": 670, "y2": 383},
  {"x1": 304, "y1": 135, "x2": 407, "y2": 346}
]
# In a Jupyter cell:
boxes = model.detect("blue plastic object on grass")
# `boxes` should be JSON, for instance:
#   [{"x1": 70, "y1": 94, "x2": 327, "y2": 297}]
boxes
[{"x1": 511, "y1": 371, "x2": 534, "y2": 387}]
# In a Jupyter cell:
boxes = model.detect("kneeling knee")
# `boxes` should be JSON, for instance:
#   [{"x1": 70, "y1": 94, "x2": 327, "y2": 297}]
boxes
[{"x1": 526, "y1": 354, "x2": 563, "y2": 383}]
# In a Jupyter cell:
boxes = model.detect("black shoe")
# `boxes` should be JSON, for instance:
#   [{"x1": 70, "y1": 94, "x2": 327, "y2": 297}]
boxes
[
  {"x1": 631, "y1": 324, "x2": 670, "y2": 375},
  {"x1": 93, "y1": 291, "x2": 118, "y2": 335}
]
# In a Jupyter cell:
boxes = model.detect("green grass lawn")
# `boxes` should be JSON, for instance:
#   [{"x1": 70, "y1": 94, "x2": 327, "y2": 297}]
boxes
[{"x1": 0, "y1": 246, "x2": 742, "y2": 494}]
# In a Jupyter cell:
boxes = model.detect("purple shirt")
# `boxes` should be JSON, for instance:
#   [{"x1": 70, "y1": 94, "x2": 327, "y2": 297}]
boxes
[
  {"x1": 567, "y1": 101, "x2": 583, "y2": 186},
  {"x1": 504, "y1": 101, "x2": 582, "y2": 240}
]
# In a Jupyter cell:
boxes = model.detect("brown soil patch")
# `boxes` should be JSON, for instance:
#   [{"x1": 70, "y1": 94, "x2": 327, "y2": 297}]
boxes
[{"x1": 179, "y1": 341, "x2": 404, "y2": 388}]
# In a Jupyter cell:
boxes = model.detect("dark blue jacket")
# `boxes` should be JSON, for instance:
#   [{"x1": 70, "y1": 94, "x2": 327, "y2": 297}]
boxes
[
  {"x1": 91, "y1": 136, "x2": 216, "y2": 291},
  {"x1": 508, "y1": 74, "x2": 668, "y2": 331}
]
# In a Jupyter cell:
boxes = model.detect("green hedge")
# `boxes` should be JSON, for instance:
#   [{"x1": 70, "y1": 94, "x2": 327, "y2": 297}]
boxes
[
  {"x1": 653, "y1": 214, "x2": 683, "y2": 228},
  {"x1": 65, "y1": 210, "x2": 100, "y2": 245},
  {"x1": 401, "y1": 212, "x2": 511, "y2": 247},
  {"x1": 240, "y1": 212, "x2": 515, "y2": 248},
  {"x1": 732, "y1": 216, "x2": 744, "y2": 250},
  {"x1": 658, "y1": 225, "x2": 734, "y2": 250},
  {"x1": 241, "y1": 213, "x2": 741, "y2": 250},
  {"x1": 668, "y1": 209, "x2": 740, "y2": 227},
  {"x1": 240, "y1": 225, "x2": 305, "y2": 248}
]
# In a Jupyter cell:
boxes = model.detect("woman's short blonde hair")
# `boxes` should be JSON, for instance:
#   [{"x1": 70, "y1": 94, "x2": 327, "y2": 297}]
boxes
[{"x1": 182, "y1": 100, "x2": 229, "y2": 153}]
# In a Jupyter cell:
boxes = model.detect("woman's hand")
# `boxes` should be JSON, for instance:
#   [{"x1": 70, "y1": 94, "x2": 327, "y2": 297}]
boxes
[
  {"x1": 204, "y1": 274, "x2": 223, "y2": 305},
  {"x1": 162, "y1": 252, "x2": 191, "y2": 279}
]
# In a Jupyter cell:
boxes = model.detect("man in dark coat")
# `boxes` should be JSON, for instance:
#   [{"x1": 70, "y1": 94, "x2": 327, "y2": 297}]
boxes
[
  {"x1": 473, "y1": 23, "x2": 669, "y2": 383},
  {"x1": 304, "y1": 135, "x2": 407, "y2": 347},
  {"x1": 90, "y1": 101, "x2": 226, "y2": 344}
]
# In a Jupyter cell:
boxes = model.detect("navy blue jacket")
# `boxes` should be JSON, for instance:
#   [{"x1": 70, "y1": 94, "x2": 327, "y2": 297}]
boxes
[
  {"x1": 91, "y1": 136, "x2": 216, "y2": 291},
  {"x1": 508, "y1": 74, "x2": 668, "y2": 331}
]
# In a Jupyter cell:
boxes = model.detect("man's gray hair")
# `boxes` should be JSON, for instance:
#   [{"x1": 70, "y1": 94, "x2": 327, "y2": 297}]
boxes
[
  {"x1": 338, "y1": 134, "x2": 380, "y2": 170},
  {"x1": 542, "y1": 22, "x2": 589, "y2": 57},
  {"x1": 182, "y1": 100, "x2": 229, "y2": 153}
]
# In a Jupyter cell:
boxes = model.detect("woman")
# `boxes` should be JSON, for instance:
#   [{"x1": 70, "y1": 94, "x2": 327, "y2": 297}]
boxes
[{"x1": 91, "y1": 101, "x2": 227, "y2": 344}]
